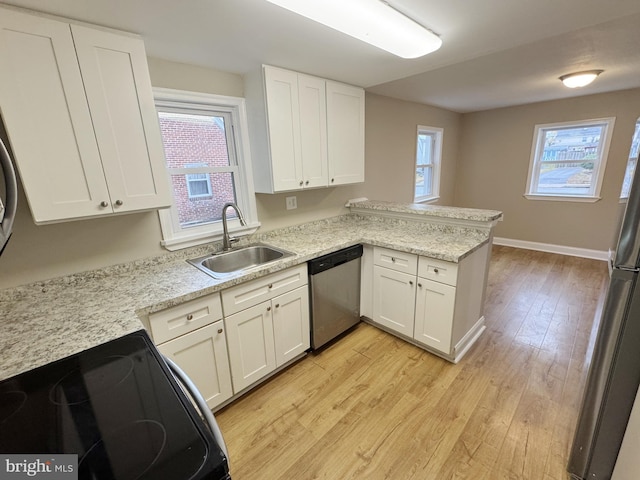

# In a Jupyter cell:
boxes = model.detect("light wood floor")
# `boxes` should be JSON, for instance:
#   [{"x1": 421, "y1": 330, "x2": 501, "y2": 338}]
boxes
[{"x1": 216, "y1": 246, "x2": 609, "y2": 480}]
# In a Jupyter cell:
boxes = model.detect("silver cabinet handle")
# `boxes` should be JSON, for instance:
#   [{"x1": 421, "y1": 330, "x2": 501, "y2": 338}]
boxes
[
  {"x1": 115, "y1": 199, "x2": 123, "y2": 206},
  {"x1": 100, "y1": 201, "x2": 109, "y2": 208},
  {"x1": 433, "y1": 268, "x2": 439, "y2": 274},
  {"x1": 409, "y1": 280, "x2": 413, "y2": 286},
  {"x1": 299, "y1": 180, "x2": 303, "y2": 186},
  {"x1": 217, "y1": 328, "x2": 223, "y2": 334},
  {"x1": 268, "y1": 284, "x2": 273, "y2": 289},
  {"x1": 186, "y1": 314, "x2": 194, "y2": 321},
  {"x1": 418, "y1": 283, "x2": 423, "y2": 288},
  {"x1": 331, "y1": 178, "x2": 335, "y2": 183},
  {"x1": 267, "y1": 306, "x2": 271, "y2": 312},
  {"x1": 391, "y1": 257, "x2": 396, "y2": 263},
  {"x1": 305, "y1": 180, "x2": 309, "y2": 185},
  {"x1": 275, "y1": 303, "x2": 280, "y2": 308}
]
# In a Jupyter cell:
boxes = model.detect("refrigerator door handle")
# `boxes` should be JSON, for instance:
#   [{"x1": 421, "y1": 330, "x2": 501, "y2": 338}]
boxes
[
  {"x1": 0, "y1": 138, "x2": 18, "y2": 255},
  {"x1": 614, "y1": 154, "x2": 640, "y2": 268}
]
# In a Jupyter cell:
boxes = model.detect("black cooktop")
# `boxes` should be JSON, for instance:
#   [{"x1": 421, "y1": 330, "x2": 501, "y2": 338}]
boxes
[{"x1": 0, "y1": 330, "x2": 229, "y2": 480}]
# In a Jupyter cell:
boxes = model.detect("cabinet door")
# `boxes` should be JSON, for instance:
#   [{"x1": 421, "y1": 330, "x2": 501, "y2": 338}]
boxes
[
  {"x1": 72, "y1": 25, "x2": 171, "y2": 213},
  {"x1": 273, "y1": 286, "x2": 310, "y2": 367},
  {"x1": 298, "y1": 74, "x2": 328, "y2": 189},
  {"x1": 326, "y1": 81, "x2": 365, "y2": 186},
  {"x1": 0, "y1": 8, "x2": 111, "y2": 223},
  {"x1": 372, "y1": 265, "x2": 416, "y2": 337},
  {"x1": 264, "y1": 66, "x2": 303, "y2": 191},
  {"x1": 225, "y1": 301, "x2": 276, "y2": 392},
  {"x1": 157, "y1": 321, "x2": 233, "y2": 410},
  {"x1": 414, "y1": 279, "x2": 455, "y2": 354}
]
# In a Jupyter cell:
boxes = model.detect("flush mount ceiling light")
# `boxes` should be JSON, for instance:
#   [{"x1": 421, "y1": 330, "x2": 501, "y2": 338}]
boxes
[
  {"x1": 265, "y1": 0, "x2": 442, "y2": 59},
  {"x1": 559, "y1": 70, "x2": 604, "y2": 88}
]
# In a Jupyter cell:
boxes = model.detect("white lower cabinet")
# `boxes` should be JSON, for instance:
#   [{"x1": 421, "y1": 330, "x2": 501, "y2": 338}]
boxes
[
  {"x1": 368, "y1": 245, "x2": 487, "y2": 362},
  {"x1": 147, "y1": 265, "x2": 310, "y2": 410},
  {"x1": 372, "y1": 265, "x2": 416, "y2": 337},
  {"x1": 225, "y1": 301, "x2": 277, "y2": 392},
  {"x1": 157, "y1": 321, "x2": 233, "y2": 410},
  {"x1": 414, "y1": 279, "x2": 456, "y2": 353},
  {"x1": 222, "y1": 265, "x2": 310, "y2": 393},
  {"x1": 148, "y1": 293, "x2": 233, "y2": 410},
  {"x1": 273, "y1": 286, "x2": 311, "y2": 366}
]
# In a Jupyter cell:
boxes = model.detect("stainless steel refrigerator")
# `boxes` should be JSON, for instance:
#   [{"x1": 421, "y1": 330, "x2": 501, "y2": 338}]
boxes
[{"x1": 568, "y1": 153, "x2": 640, "y2": 479}]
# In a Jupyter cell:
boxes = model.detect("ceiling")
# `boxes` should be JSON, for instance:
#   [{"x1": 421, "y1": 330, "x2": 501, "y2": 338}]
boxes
[{"x1": 3, "y1": 0, "x2": 640, "y2": 113}]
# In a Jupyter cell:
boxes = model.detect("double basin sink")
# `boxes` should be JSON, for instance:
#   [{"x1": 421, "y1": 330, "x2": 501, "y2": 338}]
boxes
[{"x1": 188, "y1": 244, "x2": 295, "y2": 279}]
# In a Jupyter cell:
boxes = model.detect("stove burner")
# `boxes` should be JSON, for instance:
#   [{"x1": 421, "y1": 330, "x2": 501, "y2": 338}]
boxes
[
  {"x1": 0, "y1": 390, "x2": 27, "y2": 424},
  {"x1": 78, "y1": 419, "x2": 167, "y2": 480},
  {"x1": 49, "y1": 355, "x2": 134, "y2": 405}
]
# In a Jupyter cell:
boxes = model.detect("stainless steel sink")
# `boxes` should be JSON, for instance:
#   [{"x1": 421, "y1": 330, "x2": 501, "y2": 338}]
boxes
[{"x1": 188, "y1": 245, "x2": 294, "y2": 279}]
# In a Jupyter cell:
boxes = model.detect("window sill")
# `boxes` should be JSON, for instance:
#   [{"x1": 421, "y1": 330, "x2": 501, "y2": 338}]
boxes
[
  {"x1": 414, "y1": 195, "x2": 440, "y2": 204},
  {"x1": 523, "y1": 194, "x2": 601, "y2": 203},
  {"x1": 161, "y1": 222, "x2": 261, "y2": 251}
]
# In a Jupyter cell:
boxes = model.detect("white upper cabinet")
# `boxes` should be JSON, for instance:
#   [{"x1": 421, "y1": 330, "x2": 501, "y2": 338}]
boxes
[
  {"x1": 327, "y1": 81, "x2": 365, "y2": 186},
  {"x1": 0, "y1": 6, "x2": 171, "y2": 223},
  {"x1": 298, "y1": 74, "x2": 328, "y2": 189},
  {"x1": 246, "y1": 65, "x2": 364, "y2": 194},
  {"x1": 262, "y1": 67, "x2": 304, "y2": 192}
]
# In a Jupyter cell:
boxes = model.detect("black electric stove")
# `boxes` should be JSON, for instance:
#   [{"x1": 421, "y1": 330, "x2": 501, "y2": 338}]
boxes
[{"x1": 0, "y1": 330, "x2": 230, "y2": 480}]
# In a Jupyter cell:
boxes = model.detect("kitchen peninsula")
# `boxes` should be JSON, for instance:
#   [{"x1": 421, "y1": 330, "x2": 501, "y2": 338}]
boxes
[{"x1": 0, "y1": 202, "x2": 502, "y2": 384}]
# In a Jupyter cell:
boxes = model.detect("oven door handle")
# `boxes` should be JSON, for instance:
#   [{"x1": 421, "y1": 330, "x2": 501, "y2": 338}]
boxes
[{"x1": 163, "y1": 355, "x2": 229, "y2": 460}]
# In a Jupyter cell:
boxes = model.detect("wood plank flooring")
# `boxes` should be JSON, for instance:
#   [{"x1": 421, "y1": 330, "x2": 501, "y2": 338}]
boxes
[{"x1": 215, "y1": 246, "x2": 609, "y2": 479}]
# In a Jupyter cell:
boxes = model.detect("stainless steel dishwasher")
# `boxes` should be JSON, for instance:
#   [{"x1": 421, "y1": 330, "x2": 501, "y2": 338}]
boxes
[{"x1": 308, "y1": 244, "x2": 363, "y2": 349}]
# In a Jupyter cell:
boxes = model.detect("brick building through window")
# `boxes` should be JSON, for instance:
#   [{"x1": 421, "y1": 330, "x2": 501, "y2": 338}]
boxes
[{"x1": 158, "y1": 112, "x2": 237, "y2": 228}]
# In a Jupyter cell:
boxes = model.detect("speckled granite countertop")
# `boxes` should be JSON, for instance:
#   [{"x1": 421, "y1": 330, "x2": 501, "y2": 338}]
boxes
[
  {"x1": 0, "y1": 212, "x2": 493, "y2": 381},
  {"x1": 350, "y1": 200, "x2": 503, "y2": 223}
]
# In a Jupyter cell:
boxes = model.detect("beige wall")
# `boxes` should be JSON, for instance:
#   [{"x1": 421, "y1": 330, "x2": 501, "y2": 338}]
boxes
[
  {"x1": 360, "y1": 93, "x2": 462, "y2": 206},
  {"x1": 146, "y1": 57, "x2": 244, "y2": 97},
  {"x1": 455, "y1": 88, "x2": 640, "y2": 251}
]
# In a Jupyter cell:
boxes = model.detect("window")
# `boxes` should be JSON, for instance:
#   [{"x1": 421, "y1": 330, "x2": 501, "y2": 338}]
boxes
[
  {"x1": 620, "y1": 119, "x2": 640, "y2": 199},
  {"x1": 154, "y1": 88, "x2": 258, "y2": 250},
  {"x1": 525, "y1": 118, "x2": 615, "y2": 201},
  {"x1": 185, "y1": 163, "x2": 213, "y2": 198},
  {"x1": 414, "y1": 126, "x2": 443, "y2": 203}
]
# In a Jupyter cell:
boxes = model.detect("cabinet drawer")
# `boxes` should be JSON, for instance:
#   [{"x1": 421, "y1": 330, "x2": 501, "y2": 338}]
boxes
[
  {"x1": 373, "y1": 247, "x2": 417, "y2": 275},
  {"x1": 149, "y1": 293, "x2": 223, "y2": 344},
  {"x1": 222, "y1": 264, "x2": 308, "y2": 316},
  {"x1": 418, "y1": 256, "x2": 458, "y2": 286}
]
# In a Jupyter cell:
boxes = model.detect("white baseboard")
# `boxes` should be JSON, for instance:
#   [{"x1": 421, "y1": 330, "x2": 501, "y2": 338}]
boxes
[{"x1": 493, "y1": 237, "x2": 608, "y2": 261}]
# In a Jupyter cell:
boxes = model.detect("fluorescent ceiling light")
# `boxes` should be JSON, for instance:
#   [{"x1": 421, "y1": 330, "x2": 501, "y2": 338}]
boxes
[
  {"x1": 265, "y1": 0, "x2": 442, "y2": 59},
  {"x1": 559, "y1": 70, "x2": 604, "y2": 88}
]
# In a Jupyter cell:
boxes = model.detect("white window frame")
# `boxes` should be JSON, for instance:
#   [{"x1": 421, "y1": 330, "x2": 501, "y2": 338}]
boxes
[
  {"x1": 525, "y1": 117, "x2": 615, "y2": 203},
  {"x1": 414, "y1": 125, "x2": 443, "y2": 203},
  {"x1": 620, "y1": 118, "x2": 640, "y2": 199},
  {"x1": 154, "y1": 88, "x2": 259, "y2": 250}
]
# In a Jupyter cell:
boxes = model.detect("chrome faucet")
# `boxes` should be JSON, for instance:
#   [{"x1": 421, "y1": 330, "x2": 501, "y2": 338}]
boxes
[{"x1": 221, "y1": 202, "x2": 247, "y2": 251}]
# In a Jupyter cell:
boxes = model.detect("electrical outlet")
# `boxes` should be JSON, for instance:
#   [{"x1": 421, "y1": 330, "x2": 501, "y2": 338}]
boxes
[{"x1": 285, "y1": 196, "x2": 297, "y2": 210}]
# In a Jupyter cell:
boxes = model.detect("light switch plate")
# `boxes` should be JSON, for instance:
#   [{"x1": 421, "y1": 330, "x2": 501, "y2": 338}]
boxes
[{"x1": 285, "y1": 196, "x2": 297, "y2": 210}]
